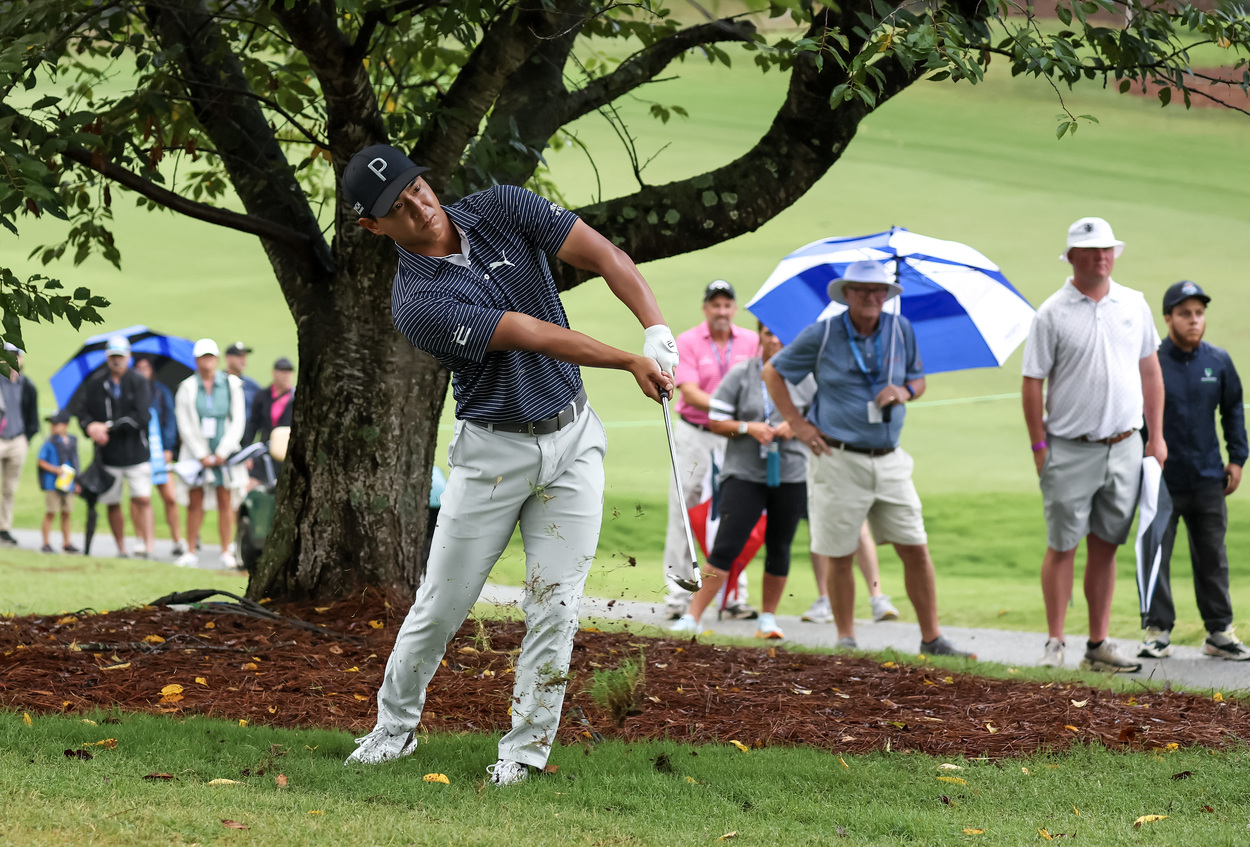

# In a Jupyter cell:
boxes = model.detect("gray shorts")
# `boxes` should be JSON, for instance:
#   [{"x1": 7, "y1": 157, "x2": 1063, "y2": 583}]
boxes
[{"x1": 1040, "y1": 433, "x2": 1142, "y2": 552}]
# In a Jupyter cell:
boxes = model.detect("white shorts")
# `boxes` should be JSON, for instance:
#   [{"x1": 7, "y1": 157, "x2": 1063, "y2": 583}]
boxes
[
  {"x1": 99, "y1": 462, "x2": 153, "y2": 505},
  {"x1": 807, "y1": 447, "x2": 927, "y2": 557}
]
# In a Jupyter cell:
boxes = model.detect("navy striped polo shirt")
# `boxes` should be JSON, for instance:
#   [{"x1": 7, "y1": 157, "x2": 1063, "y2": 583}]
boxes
[{"x1": 391, "y1": 185, "x2": 583, "y2": 422}]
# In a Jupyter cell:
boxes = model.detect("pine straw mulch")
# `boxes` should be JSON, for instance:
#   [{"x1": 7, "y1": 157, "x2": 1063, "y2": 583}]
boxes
[{"x1": 1, "y1": 590, "x2": 1246, "y2": 758}]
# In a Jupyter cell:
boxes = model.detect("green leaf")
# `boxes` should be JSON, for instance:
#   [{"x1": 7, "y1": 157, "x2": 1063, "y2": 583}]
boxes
[{"x1": 1158, "y1": 87, "x2": 1171, "y2": 106}]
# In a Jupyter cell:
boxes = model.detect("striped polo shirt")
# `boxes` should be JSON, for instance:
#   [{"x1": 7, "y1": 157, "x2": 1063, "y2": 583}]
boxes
[{"x1": 391, "y1": 185, "x2": 582, "y2": 423}]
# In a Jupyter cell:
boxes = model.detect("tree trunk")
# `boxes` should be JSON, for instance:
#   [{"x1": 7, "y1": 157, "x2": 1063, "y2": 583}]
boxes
[{"x1": 247, "y1": 246, "x2": 449, "y2": 601}]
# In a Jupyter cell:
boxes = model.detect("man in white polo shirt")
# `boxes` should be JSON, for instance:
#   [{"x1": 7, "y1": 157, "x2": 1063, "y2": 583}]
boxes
[{"x1": 1022, "y1": 217, "x2": 1167, "y2": 673}]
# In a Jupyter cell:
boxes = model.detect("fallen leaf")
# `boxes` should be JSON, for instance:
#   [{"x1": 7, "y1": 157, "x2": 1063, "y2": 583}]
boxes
[
  {"x1": 83, "y1": 738, "x2": 117, "y2": 749},
  {"x1": 267, "y1": 706, "x2": 277, "y2": 714},
  {"x1": 728, "y1": 740, "x2": 749, "y2": 753},
  {"x1": 221, "y1": 820, "x2": 249, "y2": 830},
  {"x1": 80, "y1": 719, "x2": 97, "y2": 726},
  {"x1": 963, "y1": 828, "x2": 984, "y2": 834},
  {"x1": 344, "y1": 666, "x2": 360, "y2": 673},
  {"x1": 143, "y1": 773, "x2": 175, "y2": 780},
  {"x1": 241, "y1": 662, "x2": 258, "y2": 671},
  {"x1": 838, "y1": 757, "x2": 849, "y2": 769},
  {"x1": 275, "y1": 774, "x2": 289, "y2": 788},
  {"x1": 368, "y1": 620, "x2": 385, "y2": 629},
  {"x1": 161, "y1": 684, "x2": 184, "y2": 696},
  {"x1": 943, "y1": 676, "x2": 954, "y2": 684},
  {"x1": 101, "y1": 663, "x2": 130, "y2": 671},
  {"x1": 937, "y1": 776, "x2": 967, "y2": 785},
  {"x1": 195, "y1": 677, "x2": 208, "y2": 686},
  {"x1": 22, "y1": 713, "x2": 31, "y2": 726},
  {"x1": 238, "y1": 720, "x2": 248, "y2": 728},
  {"x1": 1133, "y1": 814, "x2": 1167, "y2": 829},
  {"x1": 717, "y1": 833, "x2": 737, "y2": 841},
  {"x1": 142, "y1": 634, "x2": 165, "y2": 644},
  {"x1": 308, "y1": 810, "x2": 324, "y2": 815},
  {"x1": 985, "y1": 723, "x2": 998, "y2": 734},
  {"x1": 940, "y1": 795, "x2": 952, "y2": 806},
  {"x1": 579, "y1": 626, "x2": 602, "y2": 633},
  {"x1": 1213, "y1": 692, "x2": 1224, "y2": 702},
  {"x1": 1065, "y1": 725, "x2": 1080, "y2": 732},
  {"x1": 314, "y1": 606, "x2": 331, "y2": 613},
  {"x1": 1201, "y1": 805, "x2": 1215, "y2": 813},
  {"x1": 938, "y1": 763, "x2": 963, "y2": 771},
  {"x1": 1073, "y1": 806, "x2": 1080, "y2": 816},
  {"x1": 208, "y1": 779, "x2": 243, "y2": 786},
  {"x1": 767, "y1": 648, "x2": 776, "y2": 658},
  {"x1": 1165, "y1": 742, "x2": 1179, "y2": 752},
  {"x1": 204, "y1": 621, "x2": 215, "y2": 629},
  {"x1": 329, "y1": 646, "x2": 344, "y2": 655},
  {"x1": 63, "y1": 749, "x2": 92, "y2": 760},
  {"x1": 1070, "y1": 699, "x2": 1088, "y2": 708},
  {"x1": 354, "y1": 694, "x2": 368, "y2": 701},
  {"x1": 685, "y1": 776, "x2": 700, "y2": 784},
  {"x1": 1021, "y1": 767, "x2": 1029, "y2": 774},
  {"x1": 881, "y1": 661, "x2": 897, "y2": 669},
  {"x1": 792, "y1": 688, "x2": 813, "y2": 696},
  {"x1": 1038, "y1": 828, "x2": 1053, "y2": 840},
  {"x1": 1170, "y1": 771, "x2": 1193, "y2": 780},
  {"x1": 423, "y1": 773, "x2": 449, "y2": 784}
]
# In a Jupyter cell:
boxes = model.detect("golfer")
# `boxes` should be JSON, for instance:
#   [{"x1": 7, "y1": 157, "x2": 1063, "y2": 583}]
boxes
[
  {"x1": 763, "y1": 260, "x2": 971, "y2": 658},
  {"x1": 1137, "y1": 281, "x2": 1248, "y2": 661},
  {"x1": 1022, "y1": 217, "x2": 1166, "y2": 673},
  {"x1": 341, "y1": 144, "x2": 675, "y2": 786}
]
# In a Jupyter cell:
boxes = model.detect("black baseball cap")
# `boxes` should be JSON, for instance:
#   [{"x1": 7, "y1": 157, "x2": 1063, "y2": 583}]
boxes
[
  {"x1": 703, "y1": 280, "x2": 736, "y2": 302},
  {"x1": 1162, "y1": 280, "x2": 1210, "y2": 314},
  {"x1": 46, "y1": 409, "x2": 70, "y2": 424},
  {"x1": 273, "y1": 356, "x2": 294, "y2": 371},
  {"x1": 225, "y1": 342, "x2": 253, "y2": 356},
  {"x1": 343, "y1": 144, "x2": 430, "y2": 218}
]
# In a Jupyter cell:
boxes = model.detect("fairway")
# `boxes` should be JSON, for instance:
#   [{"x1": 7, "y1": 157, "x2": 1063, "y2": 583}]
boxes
[{"x1": 2, "y1": 39, "x2": 1249, "y2": 640}]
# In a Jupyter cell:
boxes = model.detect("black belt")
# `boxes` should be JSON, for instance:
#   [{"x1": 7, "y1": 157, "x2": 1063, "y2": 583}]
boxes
[
  {"x1": 471, "y1": 389, "x2": 587, "y2": 436},
  {"x1": 679, "y1": 417, "x2": 712, "y2": 432},
  {"x1": 821, "y1": 435, "x2": 895, "y2": 457}
]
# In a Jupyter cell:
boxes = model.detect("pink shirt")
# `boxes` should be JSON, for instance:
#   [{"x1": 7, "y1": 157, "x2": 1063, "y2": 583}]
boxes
[{"x1": 674, "y1": 322, "x2": 760, "y2": 426}]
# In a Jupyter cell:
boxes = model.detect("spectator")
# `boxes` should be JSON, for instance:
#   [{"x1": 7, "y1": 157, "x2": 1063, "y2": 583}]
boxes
[
  {"x1": 0, "y1": 342, "x2": 39, "y2": 547},
  {"x1": 1137, "y1": 281, "x2": 1248, "y2": 661},
  {"x1": 76, "y1": 335, "x2": 153, "y2": 558},
  {"x1": 670, "y1": 323, "x2": 814, "y2": 639},
  {"x1": 133, "y1": 355, "x2": 185, "y2": 557},
  {"x1": 36, "y1": 409, "x2": 79, "y2": 553},
  {"x1": 243, "y1": 356, "x2": 295, "y2": 487},
  {"x1": 803, "y1": 528, "x2": 900, "y2": 625},
  {"x1": 764, "y1": 260, "x2": 971, "y2": 656},
  {"x1": 224, "y1": 342, "x2": 261, "y2": 421},
  {"x1": 174, "y1": 339, "x2": 247, "y2": 569},
  {"x1": 1022, "y1": 217, "x2": 1166, "y2": 673},
  {"x1": 665, "y1": 280, "x2": 759, "y2": 620}
]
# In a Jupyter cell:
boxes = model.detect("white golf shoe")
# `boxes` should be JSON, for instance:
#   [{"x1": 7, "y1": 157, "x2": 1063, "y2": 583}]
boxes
[
  {"x1": 487, "y1": 759, "x2": 530, "y2": 786},
  {"x1": 669, "y1": 614, "x2": 699, "y2": 634},
  {"x1": 870, "y1": 594, "x2": 901, "y2": 622},
  {"x1": 800, "y1": 597, "x2": 834, "y2": 624},
  {"x1": 344, "y1": 726, "x2": 418, "y2": 766}
]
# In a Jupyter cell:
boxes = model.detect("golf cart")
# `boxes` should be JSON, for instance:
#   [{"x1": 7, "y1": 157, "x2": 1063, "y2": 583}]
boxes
[{"x1": 236, "y1": 426, "x2": 289, "y2": 572}]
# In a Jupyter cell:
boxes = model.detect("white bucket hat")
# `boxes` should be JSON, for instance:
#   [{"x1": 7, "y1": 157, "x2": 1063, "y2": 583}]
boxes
[
  {"x1": 826, "y1": 260, "x2": 903, "y2": 305},
  {"x1": 192, "y1": 338, "x2": 220, "y2": 359},
  {"x1": 1061, "y1": 217, "x2": 1124, "y2": 262}
]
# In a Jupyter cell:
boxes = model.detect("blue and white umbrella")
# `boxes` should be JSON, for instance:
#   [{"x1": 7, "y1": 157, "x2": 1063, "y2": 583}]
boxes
[{"x1": 746, "y1": 227, "x2": 1036, "y2": 373}]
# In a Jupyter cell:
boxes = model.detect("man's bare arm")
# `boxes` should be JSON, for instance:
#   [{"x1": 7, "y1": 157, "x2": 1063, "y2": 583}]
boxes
[
  {"x1": 556, "y1": 220, "x2": 665, "y2": 329},
  {"x1": 1140, "y1": 352, "x2": 1167, "y2": 466},
  {"x1": 1022, "y1": 376, "x2": 1047, "y2": 476}
]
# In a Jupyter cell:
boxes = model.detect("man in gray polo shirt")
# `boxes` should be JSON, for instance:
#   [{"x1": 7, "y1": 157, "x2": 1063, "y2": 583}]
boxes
[{"x1": 1022, "y1": 217, "x2": 1166, "y2": 673}]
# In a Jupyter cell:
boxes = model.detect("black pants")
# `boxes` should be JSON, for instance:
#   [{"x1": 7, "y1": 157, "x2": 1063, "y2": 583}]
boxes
[
  {"x1": 707, "y1": 478, "x2": 806, "y2": 577},
  {"x1": 1141, "y1": 480, "x2": 1233, "y2": 633}
]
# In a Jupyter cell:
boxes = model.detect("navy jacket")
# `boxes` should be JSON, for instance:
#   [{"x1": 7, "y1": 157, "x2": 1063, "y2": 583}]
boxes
[
  {"x1": 76, "y1": 369, "x2": 152, "y2": 467},
  {"x1": 1159, "y1": 336, "x2": 1248, "y2": 493}
]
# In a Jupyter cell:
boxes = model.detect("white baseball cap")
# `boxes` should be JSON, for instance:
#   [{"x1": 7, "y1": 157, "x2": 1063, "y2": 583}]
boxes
[
  {"x1": 105, "y1": 335, "x2": 130, "y2": 356},
  {"x1": 826, "y1": 260, "x2": 903, "y2": 305},
  {"x1": 1061, "y1": 217, "x2": 1124, "y2": 262},
  {"x1": 193, "y1": 338, "x2": 220, "y2": 358}
]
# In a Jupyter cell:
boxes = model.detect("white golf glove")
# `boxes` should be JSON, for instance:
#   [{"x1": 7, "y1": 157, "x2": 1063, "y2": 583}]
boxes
[{"x1": 643, "y1": 324, "x2": 678, "y2": 375}]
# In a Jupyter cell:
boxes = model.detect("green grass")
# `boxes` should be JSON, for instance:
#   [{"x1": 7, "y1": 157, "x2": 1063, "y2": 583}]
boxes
[{"x1": 2, "y1": 711, "x2": 1247, "y2": 846}]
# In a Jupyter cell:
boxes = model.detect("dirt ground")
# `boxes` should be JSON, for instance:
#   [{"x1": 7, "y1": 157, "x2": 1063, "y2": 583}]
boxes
[{"x1": 2, "y1": 590, "x2": 1245, "y2": 757}]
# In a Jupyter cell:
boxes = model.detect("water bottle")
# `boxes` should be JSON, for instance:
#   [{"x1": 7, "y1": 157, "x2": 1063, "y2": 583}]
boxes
[{"x1": 766, "y1": 441, "x2": 781, "y2": 488}]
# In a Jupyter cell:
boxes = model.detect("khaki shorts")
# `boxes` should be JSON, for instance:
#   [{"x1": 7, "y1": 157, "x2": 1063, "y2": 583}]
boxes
[
  {"x1": 100, "y1": 462, "x2": 153, "y2": 506},
  {"x1": 1040, "y1": 433, "x2": 1142, "y2": 552},
  {"x1": 807, "y1": 446, "x2": 927, "y2": 557},
  {"x1": 44, "y1": 489, "x2": 75, "y2": 513}
]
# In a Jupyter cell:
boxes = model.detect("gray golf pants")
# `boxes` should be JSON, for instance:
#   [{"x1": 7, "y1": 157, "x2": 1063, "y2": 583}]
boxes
[{"x1": 375, "y1": 405, "x2": 606, "y2": 767}]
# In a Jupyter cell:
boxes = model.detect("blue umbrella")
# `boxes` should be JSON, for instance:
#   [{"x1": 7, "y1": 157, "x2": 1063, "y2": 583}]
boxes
[
  {"x1": 50, "y1": 324, "x2": 196, "y2": 412},
  {"x1": 745, "y1": 227, "x2": 1036, "y2": 374}
]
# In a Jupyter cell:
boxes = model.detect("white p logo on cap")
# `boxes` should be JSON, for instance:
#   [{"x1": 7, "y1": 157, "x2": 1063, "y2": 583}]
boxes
[{"x1": 368, "y1": 157, "x2": 388, "y2": 181}]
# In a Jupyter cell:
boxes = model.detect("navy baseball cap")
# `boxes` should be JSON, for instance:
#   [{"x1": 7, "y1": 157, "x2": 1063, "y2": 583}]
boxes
[
  {"x1": 273, "y1": 356, "x2": 294, "y2": 371},
  {"x1": 45, "y1": 409, "x2": 71, "y2": 424},
  {"x1": 1162, "y1": 280, "x2": 1210, "y2": 314},
  {"x1": 343, "y1": 144, "x2": 429, "y2": 218},
  {"x1": 703, "y1": 280, "x2": 736, "y2": 302}
]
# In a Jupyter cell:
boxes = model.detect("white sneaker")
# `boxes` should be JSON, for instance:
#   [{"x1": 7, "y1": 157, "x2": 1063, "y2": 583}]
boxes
[
  {"x1": 219, "y1": 551, "x2": 239, "y2": 569},
  {"x1": 486, "y1": 759, "x2": 529, "y2": 786},
  {"x1": 174, "y1": 551, "x2": 200, "y2": 568},
  {"x1": 344, "y1": 726, "x2": 418, "y2": 766},
  {"x1": 1080, "y1": 640, "x2": 1142, "y2": 673},
  {"x1": 1038, "y1": 638, "x2": 1065, "y2": 667},
  {"x1": 801, "y1": 597, "x2": 834, "y2": 624},
  {"x1": 754, "y1": 613, "x2": 784, "y2": 640},
  {"x1": 1204, "y1": 628, "x2": 1250, "y2": 661},
  {"x1": 870, "y1": 595, "x2": 901, "y2": 622},
  {"x1": 669, "y1": 614, "x2": 699, "y2": 634},
  {"x1": 1138, "y1": 627, "x2": 1173, "y2": 658}
]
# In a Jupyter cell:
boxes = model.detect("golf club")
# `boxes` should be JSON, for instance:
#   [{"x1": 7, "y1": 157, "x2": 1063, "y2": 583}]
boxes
[{"x1": 660, "y1": 389, "x2": 702, "y2": 592}]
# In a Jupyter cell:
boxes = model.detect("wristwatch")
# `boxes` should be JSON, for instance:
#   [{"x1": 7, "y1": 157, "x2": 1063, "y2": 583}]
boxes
[{"x1": 737, "y1": 421, "x2": 749, "y2": 435}]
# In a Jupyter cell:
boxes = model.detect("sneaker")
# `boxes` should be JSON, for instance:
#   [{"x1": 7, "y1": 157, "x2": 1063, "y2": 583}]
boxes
[
  {"x1": 720, "y1": 602, "x2": 758, "y2": 621},
  {"x1": 1204, "y1": 628, "x2": 1250, "y2": 661},
  {"x1": 870, "y1": 594, "x2": 901, "y2": 622},
  {"x1": 664, "y1": 598, "x2": 689, "y2": 621},
  {"x1": 171, "y1": 543, "x2": 186, "y2": 557},
  {"x1": 486, "y1": 759, "x2": 529, "y2": 786},
  {"x1": 174, "y1": 551, "x2": 200, "y2": 568},
  {"x1": 1038, "y1": 638, "x2": 1065, "y2": 667},
  {"x1": 920, "y1": 635, "x2": 975, "y2": 659},
  {"x1": 344, "y1": 726, "x2": 418, "y2": 766},
  {"x1": 754, "y1": 613, "x2": 784, "y2": 640},
  {"x1": 219, "y1": 551, "x2": 239, "y2": 569},
  {"x1": 62, "y1": 544, "x2": 80, "y2": 554},
  {"x1": 1080, "y1": 640, "x2": 1142, "y2": 673},
  {"x1": 134, "y1": 550, "x2": 150, "y2": 560},
  {"x1": 836, "y1": 636, "x2": 858, "y2": 649},
  {"x1": 0, "y1": 531, "x2": 18, "y2": 547},
  {"x1": 801, "y1": 597, "x2": 834, "y2": 624},
  {"x1": 669, "y1": 614, "x2": 699, "y2": 634},
  {"x1": 1138, "y1": 627, "x2": 1173, "y2": 658},
  {"x1": 40, "y1": 544, "x2": 55, "y2": 553}
]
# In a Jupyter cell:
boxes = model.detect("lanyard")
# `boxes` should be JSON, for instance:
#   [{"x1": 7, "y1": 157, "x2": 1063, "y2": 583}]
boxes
[
  {"x1": 841, "y1": 312, "x2": 888, "y2": 384},
  {"x1": 760, "y1": 377, "x2": 775, "y2": 425},
  {"x1": 710, "y1": 336, "x2": 734, "y2": 379}
]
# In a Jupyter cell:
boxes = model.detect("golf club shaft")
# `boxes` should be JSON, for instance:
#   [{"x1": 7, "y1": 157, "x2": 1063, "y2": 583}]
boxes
[{"x1": 660, "y1": 391, "x2": 702, "y2": 592}]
